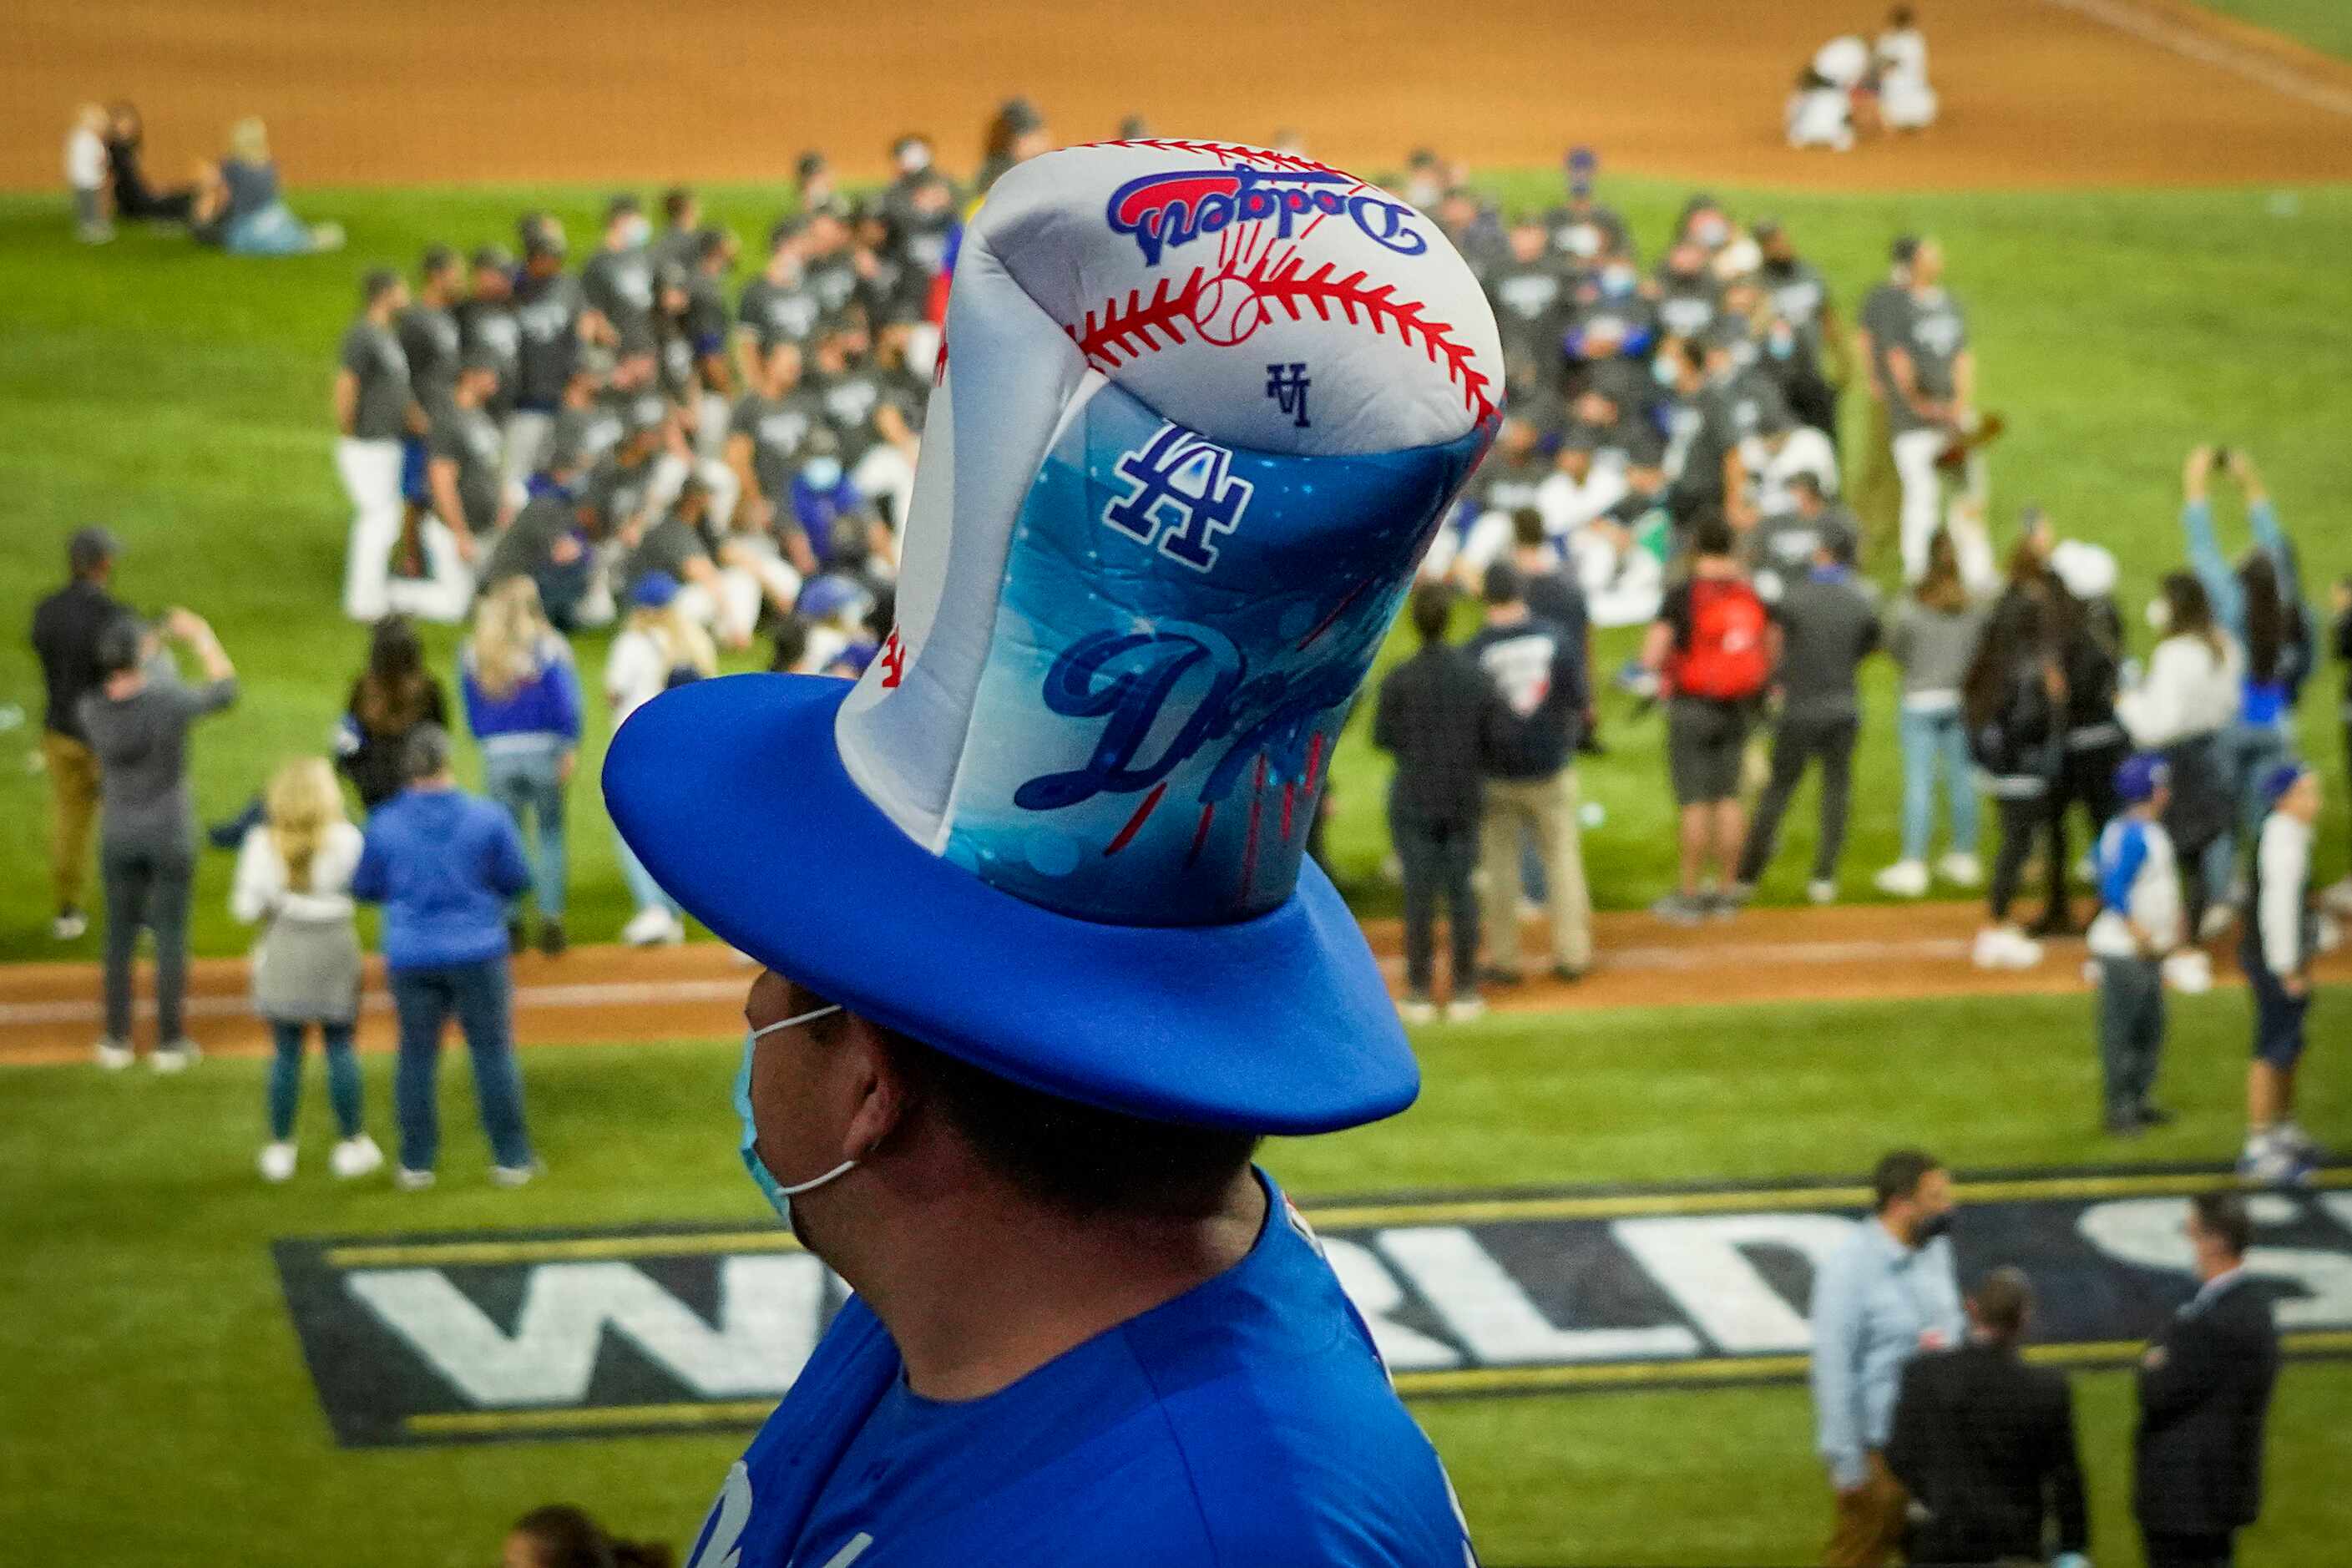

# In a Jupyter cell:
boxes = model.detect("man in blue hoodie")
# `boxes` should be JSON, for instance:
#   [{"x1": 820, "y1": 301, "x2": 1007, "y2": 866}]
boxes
[{"x1": 352, "y1": 723, "x2": 538, "y2": 1188}]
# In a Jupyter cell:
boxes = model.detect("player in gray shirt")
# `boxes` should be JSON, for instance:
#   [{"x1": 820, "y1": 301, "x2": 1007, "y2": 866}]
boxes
[
  {"x1": 397, "y1": 245, "x2": 466, "y2": 419},
  {"x1": 1732, "y1": 522, "x2": 1882, "y2": 903},
  {"x1": 1884, "y1": 238, "x2": 1978, "y2": 584},
  {"x1": 78, "y1": 609, "x2": 237, "y2": 1066},
  {"x1": 425, "y1": 352, "x2": 507, "y2": 547},
  {"x1": 581, "y1": 194, "x2": 657, "y2": 357},
  {"x1": 336, "y1": 269, "x2": 424, "y2": 622}
]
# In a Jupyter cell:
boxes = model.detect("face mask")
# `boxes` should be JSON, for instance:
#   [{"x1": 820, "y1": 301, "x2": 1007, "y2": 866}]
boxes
[
  {"x1": 801, "y1": 458, "x2": 843, "y2": 490},
  {"x1": 1767, "y1": 326, "x2": 1795, "y2": 360},
  {"x1": 736, "y1": 1002, "x2": 852, "y2": 1222},
  {"x1": 1601, "y1": 265, "x2": 1635, "y2": 296},
  {"x1": 1694, "y1": 217, "x2": 1728, "y2": 247},
  {"x1": 1913, "y1": 1209, "x2": 1955, "y2": 1247},
  {"x1": 620, "y1": 215, "x2": 650, "y2": 249},
  {"x1": 2145, "y1": 597, "x2": 2172, "y2": 633},
  {"x1": 1651, "y1": 356, "x2": 1677, "y2": 387}
]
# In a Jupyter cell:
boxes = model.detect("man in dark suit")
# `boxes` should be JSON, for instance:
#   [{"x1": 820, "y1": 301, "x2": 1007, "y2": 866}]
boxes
[
  {"x1": 2135, "y1": 1191, "x2": 2281, "y2": 1568},
  {"x1": 1887, "y1": 1267, "x2": 2089, "y2": 1567}
]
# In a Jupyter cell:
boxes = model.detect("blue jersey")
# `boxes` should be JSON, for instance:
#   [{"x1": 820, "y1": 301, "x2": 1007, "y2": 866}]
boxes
[{"x1": 683, "y1": 1172, "x2": 1474, "y2": 1567}]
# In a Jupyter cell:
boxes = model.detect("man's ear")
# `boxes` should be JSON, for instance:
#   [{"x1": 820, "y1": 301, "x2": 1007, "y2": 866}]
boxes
[{"x1": 839, "y1": 1014, "x2": 915, "y2": 1161}]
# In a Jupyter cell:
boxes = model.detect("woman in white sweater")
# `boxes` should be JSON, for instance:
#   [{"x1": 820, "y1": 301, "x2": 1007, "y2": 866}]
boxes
[
  {"x1": 232, "y1": 757, "x2": 380, "y2": 1181},
  {"x1": 2117, "y1": 573, "x2": 2243, "y2": 980}
]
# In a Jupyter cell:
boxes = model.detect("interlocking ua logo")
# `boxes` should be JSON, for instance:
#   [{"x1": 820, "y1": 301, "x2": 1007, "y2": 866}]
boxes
[{"x1": 1106, "y1": 166, "x2": 1425, "y2": 268}]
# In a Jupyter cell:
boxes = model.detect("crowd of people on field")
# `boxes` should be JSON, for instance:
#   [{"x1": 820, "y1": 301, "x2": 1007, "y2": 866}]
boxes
[
  {"x1": 1787, "y1": 7, "x2": 1943, "y2": 154},
  {"x1": 28, "y1": 106, "x2": 2350, "y2": 1197}
]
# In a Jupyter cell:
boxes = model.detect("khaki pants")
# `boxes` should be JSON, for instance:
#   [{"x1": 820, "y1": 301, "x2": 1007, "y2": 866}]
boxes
[
  {"x1": 43, "y1": 732, "x2": 100, "y2": 915},
  {"x1": 1479, "y1": 769, "x2": 1592, "y2": 974},
  {"x1": 1823, "y1": 1449, "x2": 1909, "y2": 1568}
]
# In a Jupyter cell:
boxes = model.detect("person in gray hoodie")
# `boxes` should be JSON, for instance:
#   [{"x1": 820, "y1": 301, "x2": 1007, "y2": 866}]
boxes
[
  {"x1": 1876, "y1": 527, "x2": 1990, "y2": 898},
  {"x1": 78, "y1": 609, "x2": 238, "y2": 1070}
]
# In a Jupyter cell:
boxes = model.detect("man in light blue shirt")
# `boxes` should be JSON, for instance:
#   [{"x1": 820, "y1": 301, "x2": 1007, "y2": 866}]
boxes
[{"x1": 1810, "y1": 1148, "x2": 1965, "y2": 1566}]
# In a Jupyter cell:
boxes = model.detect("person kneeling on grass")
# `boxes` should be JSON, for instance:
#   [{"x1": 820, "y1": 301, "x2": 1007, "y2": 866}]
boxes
[
  {"x1": 232, "y1": 758, "x2": 381, "y2": 1183},
  {"x1": 2087, "y1": 756, "x2": 2182, "y2": 1138},
  {"x1": 2240, "y1": 763, "x2": 2324, "y2": 1186},
  {"x1": 352, "y1": 724, "x2": 539, "y2": 1190}
]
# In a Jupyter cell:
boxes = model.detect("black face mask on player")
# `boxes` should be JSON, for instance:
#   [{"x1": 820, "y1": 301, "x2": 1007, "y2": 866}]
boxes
[{"x1": 1913, "y1": 1209, "x2": 1955, "y2": 1247}]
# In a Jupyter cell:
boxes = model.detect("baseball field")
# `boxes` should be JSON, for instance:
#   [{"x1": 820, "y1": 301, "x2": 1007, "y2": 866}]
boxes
[{"x1": 3, "y1": 1, "x2": 2351, "y2": 1565}]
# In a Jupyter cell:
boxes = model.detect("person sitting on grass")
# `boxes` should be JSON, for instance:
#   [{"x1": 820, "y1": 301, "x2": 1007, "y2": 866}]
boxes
[
  {"x1": 2239, "y1": 763, "x2": 2324, "y2": 1186},
  {"x1": 352, "y1": 724, "x2": 538, "y2": 1191},
  {"x1": 232, "y1": 757, "x2": 381, "y2": 1184},
  {"x1": 2087, "y1": 756, "x2": 2182, "y2": 1137},
  {"x1": 189, "y1": 117, "x2": 342, "y2": 256}
]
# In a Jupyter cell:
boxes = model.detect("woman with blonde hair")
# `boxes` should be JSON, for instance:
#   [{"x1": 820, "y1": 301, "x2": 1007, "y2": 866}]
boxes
[
  {"x1": 232, "y1": 757, "x2": 378, "y2": 1181},
  {"x1": 461, "y1": 577, "x2": 582, "y2": 955},
  {"x1": 190, "y1": 115, "x2": 343, "y2": 255},
  {"x1": 603, "y1": 574, "x2": 716, "y2": 945}
]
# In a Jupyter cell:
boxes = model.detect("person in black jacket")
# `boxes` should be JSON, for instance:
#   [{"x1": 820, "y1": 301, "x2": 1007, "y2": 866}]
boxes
[
  {"x1": 337, "y1": 616, "x2": 451, "y2": 813},
  {"x1": 2136, "y1": 1191, "x2": 2280, "y2": 1568},
  {"x1": 1887, "y1": 1266, "x2": 2089, "y2": 1567},
  {"x1": 1373, "y1": 584, "x2": 1505, "y2": 1024}
]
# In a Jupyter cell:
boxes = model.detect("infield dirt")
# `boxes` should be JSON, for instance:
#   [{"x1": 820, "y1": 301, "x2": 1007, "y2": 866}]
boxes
[{"x1": 8, "y1": 0, "x2": 2352, "y2": 193}]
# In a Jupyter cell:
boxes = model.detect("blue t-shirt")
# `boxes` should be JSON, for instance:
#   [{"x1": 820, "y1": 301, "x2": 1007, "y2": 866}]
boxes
[{"x1": 683, "y1": 1173, "x2": 1474, "y2": 1568}]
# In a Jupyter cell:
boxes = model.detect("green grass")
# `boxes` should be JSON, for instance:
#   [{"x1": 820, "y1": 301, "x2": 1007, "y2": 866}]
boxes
[
  {"x1": 2195, "y1": 0, "x2": 2352, "y2": 59},
  {"x1": 3, "y1": 177, "x2": 2351, "y2": 956},
  {"x1": 3, "y1": 989, "x2": 2346, "y2": 1565}
]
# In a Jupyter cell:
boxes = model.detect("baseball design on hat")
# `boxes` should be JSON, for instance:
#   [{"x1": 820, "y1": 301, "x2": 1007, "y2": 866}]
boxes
[{"x1": 605, "y1": 139, "x2": 1501, "y2": 1133}]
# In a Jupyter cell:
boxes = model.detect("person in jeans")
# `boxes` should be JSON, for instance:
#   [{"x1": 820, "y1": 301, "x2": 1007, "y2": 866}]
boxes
[
  {"x1": 79, "y1": 609, "x2": 237, "y2": 1070},
  {"x1": 460, "y1": 577, "x2": 583, "y2": 956},
  {"x1": 1642, "y1": 512, "x2": 1775, "y2": 923},
  {"x1": 1733, "y1": 522, "x2": 1880, "y2": 903},
  {"x1": 1373, "y1": 584, "x2": 1502, "y2": 1024},
  {"x1": 2088, "y1": 756, "x2": 2182, "y2": 1136},
  {"x1": 1965, "y1": 539, "x2": 2071, "y2": 970},
  {"x1": 1876, "y1": 528, "x2": 1986, "y2": 898},
  {"x1": 352, "y1": 724, "x2": 537, "y2": 1189},
  {"x1": 604, "y1": 573, "x2": 717, "y2": 946},
  {"x1": 1467, "y1": 561, "x2": 1592, "y2": 984},
  {"x1": 30, "y1": 525, "x2": 126, "y2": 940},
  {"x1": 232, "y1": 757, "x2": 381, "y2": 1183}
]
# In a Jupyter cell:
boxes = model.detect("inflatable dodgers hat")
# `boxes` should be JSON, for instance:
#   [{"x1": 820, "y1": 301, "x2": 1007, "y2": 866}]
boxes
[{"x1": 606, "y1": 139, "x2": 1501, "y2": 1133}]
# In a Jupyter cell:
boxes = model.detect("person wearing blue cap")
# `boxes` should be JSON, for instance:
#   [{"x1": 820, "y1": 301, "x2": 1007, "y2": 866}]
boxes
[
  {"x1": 2238, "y1": 762, "x2": 2323, "y2": 1185},
  {"x1": 2087, "y1": 756, "x2": 2183, "y2": 1136},
  {"x1": 613, "y1": 142, "x2": 1501, "y2": 1568}
]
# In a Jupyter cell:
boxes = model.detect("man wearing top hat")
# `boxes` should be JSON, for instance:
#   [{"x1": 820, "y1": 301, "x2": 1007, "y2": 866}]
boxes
[{"x1": 607, "y1": 140, "x2": 1501, "y2": 1566}]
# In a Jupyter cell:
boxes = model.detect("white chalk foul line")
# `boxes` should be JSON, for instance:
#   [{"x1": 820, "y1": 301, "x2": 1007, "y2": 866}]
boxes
[{"x1": 2043, "y1": 0, "x2": 2352, "y2": 117}]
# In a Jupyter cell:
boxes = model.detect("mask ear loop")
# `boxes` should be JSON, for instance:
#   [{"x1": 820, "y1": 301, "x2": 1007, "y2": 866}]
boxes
[{"x1": 745, "y1": 1003, "x2": 859, "y2": 1198}]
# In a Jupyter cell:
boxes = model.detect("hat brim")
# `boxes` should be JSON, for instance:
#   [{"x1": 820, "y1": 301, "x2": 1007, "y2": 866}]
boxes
[{"x1": 602, "y1": 674, "x2": 1417, "y2": 1135}]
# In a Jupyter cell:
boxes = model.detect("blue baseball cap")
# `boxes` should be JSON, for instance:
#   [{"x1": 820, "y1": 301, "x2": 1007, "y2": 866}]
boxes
[
  {"x1": 2261, "y1": 761, "x2": 2312, "y2": 807},
  {"x1": 2114, "y1": 754, "x2": 2170, "y2": 805},
  {"x1": 630, "y1": 571, "x2": 680, "y2": 609}
]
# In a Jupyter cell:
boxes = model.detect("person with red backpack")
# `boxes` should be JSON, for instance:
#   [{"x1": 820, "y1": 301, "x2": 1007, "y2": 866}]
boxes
[
  {"x1": 1732, "y1": 520, "x2": 1882, "y2": 904},
  {"x1": 1643, "y1": 510, "x2": 1777, "y2": 923}
]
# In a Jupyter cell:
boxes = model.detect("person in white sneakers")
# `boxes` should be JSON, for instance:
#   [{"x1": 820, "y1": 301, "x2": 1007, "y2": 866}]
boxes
[
  {"x1": 232, "y1": 757, "x2": 381, "y2": 1182},
  {"x1": 1879, "y1": 528, "x2": 1986, "y2": 898},
  {"x1": 603, "y1": 573, "x2": 716, "y2": 946},
  {"x1": 2087, "y1": 757, "x2": 2181, "y2": 1137},
  {"x1": 2239, "y1": 764, "x2": 2323, "y2": 1186}
]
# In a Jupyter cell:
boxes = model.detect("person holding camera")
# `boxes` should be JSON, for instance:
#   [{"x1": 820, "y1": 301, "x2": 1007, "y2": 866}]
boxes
[{"x1": 79, "y1": 608, "x2": 239, "y2": 1070}]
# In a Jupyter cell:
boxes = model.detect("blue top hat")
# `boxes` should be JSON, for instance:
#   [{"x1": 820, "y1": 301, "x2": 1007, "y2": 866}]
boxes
[{"x1": 605, "y1": 140, "x2": 1501, "y2": 1133}]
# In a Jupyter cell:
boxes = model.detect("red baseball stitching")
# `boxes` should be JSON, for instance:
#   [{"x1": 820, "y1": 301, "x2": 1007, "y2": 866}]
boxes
[
  {"x1": 1075, "y1": 138, "x2": 1345, "y2": 177},
  {"x1": 1067, "y1": 255, "x2": 1495, "y2": 426}
]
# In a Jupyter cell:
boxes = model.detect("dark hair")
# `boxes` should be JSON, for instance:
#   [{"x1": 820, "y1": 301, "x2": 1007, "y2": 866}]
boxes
[
  {"x1": 354, "y1": 616, "x2": 433, "y2": 736},
  {"x1": 2158, "y1": 571, "x2": 2221, "y2": 655},
  {"x1": 420, "y1": 243, "x2": 457, "y2": 277},
  {"x1": 362, "y1": 267, "x2": 402, "y2": 306},
  {"x1": 662, "y1": 185, "x2": 695, "y2": 222},
  {"x1": 68, "y1": 526, "x2": 116, "y2": 577},
  {"x1": 2190, "y1": 1191, "x2": 2253, "y2": 1258},
  {"x1": 95, "y1": 614, "x2": 145, "y2": 677},
  {"x1": 510, "y1": 1505, "x2": 674, "y2": 1568},
  {"x1": 1481, "y1": 560, "x2": 1524, "y2": 607},
  {"x1": 1970, "y1": 1266, "x2": 2031, "y2": 1343},
  {"x1": 2240, "y1": 554, "x2": 2286, "y2": 683},
  {"x1": 767, "y1": 614, "x2": 811, "y2": 673},
  {"x1": 1510, "y1": 507, "x2": 1546, "y2": 549},
  {"x1": 1872, "y1": 1149, "x2": 1941, "y2": 1211},
  {"x1": 1409, "y1": 582, "x2": 1454, "y2": 643},
  {"x1": 1690, "y1": 509, "x2": 1735, "y2": 560},
  {"x1": 1890, "y1": 4, "x2": 1916, "y2": 25},
  {"x1": 402, "y1": 722, "x2": 453, "y2": 782}
]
